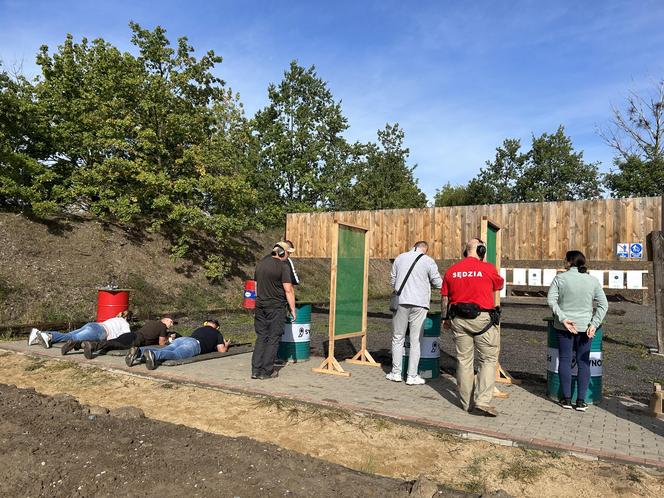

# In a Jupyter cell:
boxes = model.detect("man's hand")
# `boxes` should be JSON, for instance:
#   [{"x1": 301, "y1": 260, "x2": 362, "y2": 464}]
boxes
[
  {"x1": 586, "y1": 324, "x2": 596, "y2": 338},
  {"x1": 562, "y1": 319, "x2": 578, "y2": 334},
  {"x1": 443, "y1": 320, "x2": 452, "y2": 330},
  {"x1": 290, "y1": 309, "x2": 297, "y2": 322}
]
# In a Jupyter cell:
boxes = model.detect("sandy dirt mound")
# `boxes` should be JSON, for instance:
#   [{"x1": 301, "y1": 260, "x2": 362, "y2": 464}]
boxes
[{"x1": 0, "y1": 352, "x2": 662, "y2": 497}]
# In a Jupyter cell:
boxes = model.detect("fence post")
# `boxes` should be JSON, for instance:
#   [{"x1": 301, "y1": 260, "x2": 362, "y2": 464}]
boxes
[{"x1": 655, "y1": 229, "x2": 664, "y2": 355}]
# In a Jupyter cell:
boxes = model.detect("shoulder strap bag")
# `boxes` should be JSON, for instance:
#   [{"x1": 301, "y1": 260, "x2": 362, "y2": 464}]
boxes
[{"x1": 389, "y1": 253, "x2": 424, "y2": 313}]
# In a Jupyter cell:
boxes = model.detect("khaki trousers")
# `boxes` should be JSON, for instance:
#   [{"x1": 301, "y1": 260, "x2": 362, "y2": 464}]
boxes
[{"x1": 451, "y1": 313, "x2": 500, "y2": 410}]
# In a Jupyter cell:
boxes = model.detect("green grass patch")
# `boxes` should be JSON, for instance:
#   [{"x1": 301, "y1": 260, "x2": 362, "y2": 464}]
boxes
[
  {"x1": 24, "y1": 358, "x2": 47, "y2": 371},
  {"x1": 499, "y1": 457, "x2": 544, "y2": 483}
]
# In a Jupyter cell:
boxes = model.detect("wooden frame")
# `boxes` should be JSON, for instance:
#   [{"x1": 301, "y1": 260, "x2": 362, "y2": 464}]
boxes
[
  {"x1": 480, "y1": 217, "x2": 520, "y2": 393},
  {"x1": 312, "y1": 220, "x2": 380, "y2": 377}
]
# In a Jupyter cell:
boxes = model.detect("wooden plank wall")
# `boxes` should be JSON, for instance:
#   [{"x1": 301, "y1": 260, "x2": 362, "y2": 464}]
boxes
[{"x1": 285, "y1": 197, "x2": 662, "y2": 261}]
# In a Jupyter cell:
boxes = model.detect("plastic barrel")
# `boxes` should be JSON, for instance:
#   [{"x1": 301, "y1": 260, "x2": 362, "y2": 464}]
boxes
[
  {"x1": 545, "y1": 318, "x2": 603, "y2": 404},
  {"x1": 402, "y1": 312, "x2": 441, "y2": 379},
  {"x1": 96, "y1": 289, "x2": 130, "y2": 322},
  {"x1": 243, "y1": 280, "x2": 256, "y2": 309},
  {"x1": 278, "y1": 303, "x2": 312, "y2": 362}
]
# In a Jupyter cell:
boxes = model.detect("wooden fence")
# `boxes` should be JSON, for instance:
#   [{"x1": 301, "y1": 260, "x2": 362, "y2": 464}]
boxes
[{"x1": 285, "y1": 196, "x2": 662, "y2": 261}]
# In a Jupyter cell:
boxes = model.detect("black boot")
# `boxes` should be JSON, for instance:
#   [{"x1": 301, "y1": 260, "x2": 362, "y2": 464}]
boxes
[
  {"x1": 61, "y1": 340, "x2": 78, "y2": 355},
  {"x1": 82, "y1": 341, "x2": 99, "y2": 359}
]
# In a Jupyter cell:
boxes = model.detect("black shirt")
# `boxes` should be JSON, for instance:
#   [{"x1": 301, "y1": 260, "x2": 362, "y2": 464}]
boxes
[
  {"x1": 136, "y1": 320, "x2": 168, "y2": 346},
  {"x1": 255, "y1": 255, "x2": 292, "y2": 309},
  {"x1": 191, "y1": 326, "x2": 225, "y2": 354}
]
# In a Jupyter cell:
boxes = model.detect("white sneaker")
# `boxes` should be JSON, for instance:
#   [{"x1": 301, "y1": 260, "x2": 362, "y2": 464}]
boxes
[
  {"x1": 385, "y1": 372, "x2": 402, "y2": 382},
  {"x1": 28, "y1": 328, "x2": 40, "y2": 346},
  {"x1": 406, "y1": 375, "x2": 426, "y2": 385},
  {"x1": 36, "y1": 332, "x2": 51, "y2": 349}
]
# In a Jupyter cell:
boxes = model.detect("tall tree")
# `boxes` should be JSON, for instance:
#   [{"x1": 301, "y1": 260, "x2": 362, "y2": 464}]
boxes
[
  {"x1": 0, "y1": 66, "x2": 57, "y2": 214},
  {"x1": 516, "y1": 126, "x2": 601, "y2": 201},
  {"x1": 433, "y1": 182, "x2": 471, "y2": 207},
  {"x1": 19, "y1": 24, "x2": 257, "y2": 277},
  {"x1": 252, "y1": 61, "x2": 352, "y2": 224},
  {"x1": 439, "y1": 126, "x2": 601, "y2": 205},
  {"x1": 336, "y1": 124, "x2": 427, "y2": 210},
  {"x1": 466, "y1": 138, "x2": 529, "y2": 204},
  {"x1": 602, "y1": 80, "x2": 664, "y2": 197}
]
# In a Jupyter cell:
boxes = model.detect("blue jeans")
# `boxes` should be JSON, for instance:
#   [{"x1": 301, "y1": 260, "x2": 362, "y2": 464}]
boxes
[
  {"x1": 140, "y1": 337, "x2": 201, "y2": 363},
  {"x1": 48, "y1": 323, "x2": 106, "y2": 344},
  {"x1": 557, "y1": 330, "x2": 591, "y2": 400}
]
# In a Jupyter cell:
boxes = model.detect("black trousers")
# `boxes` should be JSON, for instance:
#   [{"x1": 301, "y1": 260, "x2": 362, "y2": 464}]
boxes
[
  {"x1": 96, "y1": 332, "x2": 142, "y2": 352},
  {"x1": 251, "y1": 307, "x2": 286, "y2": 376}
]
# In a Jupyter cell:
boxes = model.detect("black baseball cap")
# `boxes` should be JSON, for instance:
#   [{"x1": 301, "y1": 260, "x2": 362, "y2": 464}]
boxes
[{"x1": 204, "y1": 318, "x2": 220, "y2": 328}]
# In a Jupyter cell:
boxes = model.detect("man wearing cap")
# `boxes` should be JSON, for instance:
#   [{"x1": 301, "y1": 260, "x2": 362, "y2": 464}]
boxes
[
  {"x1": 251, "y1": 241, "x2": 296, "y2": 379},
  {"x1": 283, "y1": 239, "x2": 300, "y2": 286},
  {"x1": 125, "y1": 319, "x2": 229, "y2": 370},
  {"x1": 79, "y1": 316, "x2": 177, "y2": 359}
]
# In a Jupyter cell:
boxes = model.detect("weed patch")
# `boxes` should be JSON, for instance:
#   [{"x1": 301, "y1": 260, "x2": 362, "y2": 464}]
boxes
[{"x1": 499, "y1": 457, "x2": 544, "y2": 483}]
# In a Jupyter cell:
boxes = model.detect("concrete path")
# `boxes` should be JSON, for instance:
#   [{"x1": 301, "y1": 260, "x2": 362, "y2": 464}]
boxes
[{"x1": 2, "y1": 340, "x2": 663, "y2": 469}]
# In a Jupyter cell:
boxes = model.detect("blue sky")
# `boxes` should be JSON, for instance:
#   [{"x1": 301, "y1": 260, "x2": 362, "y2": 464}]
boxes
[{"x1": 2, "y1": 0, "x2": 663, "y2": 200}]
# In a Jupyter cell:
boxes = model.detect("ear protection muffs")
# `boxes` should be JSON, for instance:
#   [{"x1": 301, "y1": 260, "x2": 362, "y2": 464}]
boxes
[
  {"x1": 463, "y1": 239, "x2": 486, "y2": 260},
  {"x1": 272, "y1": 245, "x2": 286, "y2": 257},
  {"x1": 476, "y1": 240, "x2": 486, "y2": 261}
]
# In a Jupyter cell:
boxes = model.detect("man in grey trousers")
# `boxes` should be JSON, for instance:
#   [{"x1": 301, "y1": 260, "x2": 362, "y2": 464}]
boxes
[{"x1": 388, "y1": 241, "x2": 443, "y2": 385}]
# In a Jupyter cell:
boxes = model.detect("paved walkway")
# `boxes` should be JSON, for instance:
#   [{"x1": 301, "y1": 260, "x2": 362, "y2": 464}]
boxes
[{"x1": 2, "y1": 340, "x2": 663, "y2": 469}]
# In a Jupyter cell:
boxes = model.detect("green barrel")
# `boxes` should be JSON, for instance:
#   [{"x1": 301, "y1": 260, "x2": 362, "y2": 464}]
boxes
[
  {"x1": 278, "y1": 303, "x2": 312, "y2": 362},
  {"x1": 545, "y1": 318, "x2": 603, "y2": 404},
  {"x1": 402, "y1": 312, "x2": 441, "y2": 380}
]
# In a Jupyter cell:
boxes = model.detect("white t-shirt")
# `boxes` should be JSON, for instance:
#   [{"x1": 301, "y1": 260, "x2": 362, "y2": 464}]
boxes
[{"x1": 101, "y1": 317, "x2": 131, "y2": 340}]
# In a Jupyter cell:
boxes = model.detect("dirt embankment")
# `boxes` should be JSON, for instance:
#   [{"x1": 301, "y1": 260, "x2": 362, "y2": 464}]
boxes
[
  {"x1": 1, "y1": 352, "x2": 662, "y2": 497},
  {"x1": 0, "y1": 213, "x2": 394, "y2": 327}
]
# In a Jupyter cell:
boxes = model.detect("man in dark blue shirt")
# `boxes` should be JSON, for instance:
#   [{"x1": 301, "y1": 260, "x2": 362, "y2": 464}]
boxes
[{"x1": 125, "y1": 319, "x2": 229, "y2": 370}]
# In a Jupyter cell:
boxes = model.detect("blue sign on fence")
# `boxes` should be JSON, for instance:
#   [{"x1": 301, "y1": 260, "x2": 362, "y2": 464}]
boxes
[
  {"x1": 616, "y1": 243, "x2": 629, "y2": 258},
  {"x1": 629, "y1": 243, "x2": 643, "y2": 259}
]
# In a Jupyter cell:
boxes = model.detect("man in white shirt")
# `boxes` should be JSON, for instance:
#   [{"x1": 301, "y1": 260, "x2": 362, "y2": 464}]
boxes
[
  {"x1": 28, "y1": 312, "x2": 132, "y2": 355},
  {"x1": 387, "y1": 241, "x2": 442, "y2": 385}
]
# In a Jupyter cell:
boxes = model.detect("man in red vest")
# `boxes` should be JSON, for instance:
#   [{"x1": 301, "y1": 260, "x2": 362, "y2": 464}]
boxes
[{"x1": 441, "y1": 238, "x2": 504, "y2": 417}]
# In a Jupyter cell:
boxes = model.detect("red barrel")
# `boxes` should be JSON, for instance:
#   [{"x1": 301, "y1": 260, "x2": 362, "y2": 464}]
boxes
[
  {"x1": 96, "y1": 288, "x2": 130, "y2": 321},
  {"x1": 242, "y1": 280, "x2": 256, "y2": 309}
]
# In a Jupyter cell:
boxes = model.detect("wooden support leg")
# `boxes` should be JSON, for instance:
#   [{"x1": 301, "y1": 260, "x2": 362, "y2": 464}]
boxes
[
  {"x1": 345, "y1": 335, "x2": 381, "y2": 367},
  {"x1": 312, "y1": 355, "x2": 351, "y2": 377}
]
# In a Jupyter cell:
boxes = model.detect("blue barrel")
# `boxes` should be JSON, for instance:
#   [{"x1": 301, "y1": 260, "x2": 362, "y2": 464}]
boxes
[
  {"x1": 545, "y1": 318, "x2": 603, "y2": 404},
  {"x1": 402, "y1": 312, "x2": 441, "y2": 379},
  {"x1": 278, "y1": 303, "x2": 312, "y2": 362}
]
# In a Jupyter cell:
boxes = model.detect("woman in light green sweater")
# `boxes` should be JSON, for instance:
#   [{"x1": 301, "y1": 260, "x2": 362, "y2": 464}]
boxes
[{"x1": 547, "y1": 250, "x2": 608, "y2": 412}]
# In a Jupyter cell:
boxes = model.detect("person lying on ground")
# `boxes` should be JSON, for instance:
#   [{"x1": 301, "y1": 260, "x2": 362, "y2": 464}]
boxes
[
  {"x1": 79, "y1": 317, "x2": 176, "y2": 359},
  {"x1": 125, "y1": 319, "x2": 229, "y2": 370},
  {"x1": 28, "y1": 311, "x2": 132, "y2": 355}
]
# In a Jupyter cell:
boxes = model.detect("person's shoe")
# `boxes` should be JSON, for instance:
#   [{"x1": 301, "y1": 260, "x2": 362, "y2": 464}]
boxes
[
  {"x1": 259, "y1": 370, "x2": 279, "y2": 379},
  {"x1": 405, "y1": 375, "x2": 426, "y2": 386},
  {"x1": 474, "y1": 404, "x2": 499, "y2": 417},
  {"x1": 251, "y1": 372, "x2": 260, "y2": 379},
  {"x1": 125, "y1": 347, "x2": 139, "y2": 367},
  {"x1": 36, "y1": 332, "x2": 51, "y2": 349},
  {"x1": 560, "y1": 398, "x2": 573, "y2": 410},
  {"x1": 61, "y1": 340, "x2": 77, "y2": 356},
  {"x1": 144, "y1": 350, "x2": 157, "y2": 370},
  {"x1": 82, "y1": 341, "x2": 98, "y2": 360},
  {"x1": 28, "y1": 328, "x2": 40, "y2": 346},
  {"x1": 385, "y1": 372, "x2": 402, "y2": 382},
  {"x1": 575, "y1": 400, "x2": 588, "y2": 412}
]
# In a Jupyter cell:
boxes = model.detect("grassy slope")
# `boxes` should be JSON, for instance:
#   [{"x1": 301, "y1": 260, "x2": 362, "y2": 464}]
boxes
[{"x1": 0, "y1": 213, "x2": 393, "y2": 326}]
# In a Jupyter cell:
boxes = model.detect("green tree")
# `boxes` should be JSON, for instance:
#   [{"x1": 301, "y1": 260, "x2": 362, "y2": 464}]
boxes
[
  {"x1": 252, "y1": 61, "x2": 352, "y2": 224},
  {"x1": 433, "y1": 183, "x2": 471, "y2": 206},
  {"x1": 0, "y1": 66, "x2": 58, "y2": 214},
  {"x1": 438, "y1": 127, "x2": 601, "y2": 206},
  {"x1": 336, "y1": 124, "x2": 427, "y2": 210},
  {"x1": 17, "y1": 24, "x2": 257, "y2": 277},
  {"x1": 465, "y1": 138, "x2": 529, "y2": 204},
  {"x1": 602, "y1": 80, "x2": 664, "y2": 197},
  {"x1": 517, "y1": 126, "x2": 601, "y2": 201}
]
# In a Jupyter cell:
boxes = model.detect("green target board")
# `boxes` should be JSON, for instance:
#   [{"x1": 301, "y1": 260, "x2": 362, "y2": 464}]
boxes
[{"x1": 333, "y1": 224, "x2": 367, "y2": 336}]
